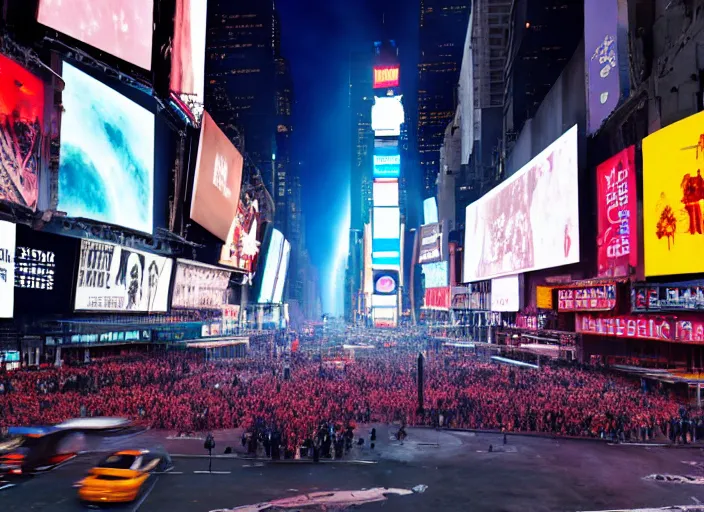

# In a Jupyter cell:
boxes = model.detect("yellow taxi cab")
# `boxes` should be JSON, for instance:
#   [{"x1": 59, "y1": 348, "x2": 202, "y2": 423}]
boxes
[{"x1": 77, "y1": 448, "x2": 172, "y2": 504}]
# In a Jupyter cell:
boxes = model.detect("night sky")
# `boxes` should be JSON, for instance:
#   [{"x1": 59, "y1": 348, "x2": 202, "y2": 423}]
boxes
[{"x1": 276, "y1": 0, "x2": 418, "y2": 314}]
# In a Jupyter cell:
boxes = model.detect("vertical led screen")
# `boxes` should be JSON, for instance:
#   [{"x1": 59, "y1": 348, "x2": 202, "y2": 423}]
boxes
[
  {"x1": 423, "y1": 198, "x2": 438, "y2": 225},
  {"x1": 272, "y1": 239, "x2": 290, "y2": 304},
  {"x1": 74, "y1": 240, "x2": 172, "y2": 312},
  {"x1": 596, "y1": 146, "x2": 637, "y2": 277},
  {"x1": 171, "y1": 0, "x2": 207, "y2": 110},
  {"x1": 418, "y1": 223, "x2": 443, "y2": 265},
  {"x1": 37, "y1": 0, "x2": 153, "y2": 70},
  {"x1": 0, "y1": 220, "x2": 16, "y2": 318},
  {"x1": 0, "y1": 55, "x2": 44, "y2": 211},
  {"x1": 373, "y1": 182, "x2": 399, "y2": 207},
  {"x1": 191, "y1": 111, "x2": 243, "y2": 241},
  {"x1": 643, "y1": 110, "x2": 704, "y2": 277},
  {"x1": 58, "y1": 63, "x2": 155, "y2": 234},
  {"x1": 258, "y1": 229, "x2": 284, "y2": 304},
  {"x1": 171, "y1": 259, "x2": 231, "y2": 310},
  {"x1": 585, "y1": 0, "x2": 629, "y2": 135},
  {"x1": 219, "y1": 191, "x2": 261, "y2": 274},
  {"x1": 463, "y1": 125, "x2": 580, "y2": 281}
]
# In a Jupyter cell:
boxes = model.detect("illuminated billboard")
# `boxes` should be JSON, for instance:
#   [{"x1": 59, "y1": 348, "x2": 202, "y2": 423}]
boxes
[
  {"x1": 74, "y1": 240, "x2": 172, "y2": 312},
  {"x1": 422, "y1": 261, "x2": 448, "y2": 289},
  {"x1": 371, "y1": 96, "x2": 404, "y2": 137},
  {"x1": 585, "y1": 0, "x2": 629, "y2": 135},
  {"x1": 373, "y1": 141, "x2": 401, "y2": 178},
  {"x1": 219, "y1": 192, "x2": 261, "y2": 274},
  {"x1": 372, "y1": 238, "x2": 400, "y2": 267},
  {"x1": 373, "y1": 270, "x2": 398, "y2": 295},
  {"x1": 373, "y1": 182, "x2": 399, "y2": 207},
  {"x1": 37, "y1": 0, "x2": 153, "y2": 70},
  {"x1": 643, "y1": 111, "x2": 704, "y2": 277},
  {"x1": 272, "y1": 239, "x2": 290, "y2": 304},
  {"x1": 58, "y1": 63, "x2": 154, "y2": 234},
  {"x1": 373, "y1": 207, "x2": 400, "y2": 240},
  {"x1": 172, "y1": 259, "x2": 231, "y2": 310},
  {"x1": 171, "y1": 0, "x2": 208, "y2": 112},
  {"x1": 191, "y1": 111, "x2": 243, "y2": 241},
  {"x1": 491, "y1": 275, "x2": 522, "y2": 312},
  {"x1": 596, "y1": 146, "x2": 637, "y2": 277},
  {"x1": 463, "y1": 125, "x2": 580, "y2": 282},
  {"x1": 423, "y1": 198, "x2": 438, "y2": 225},
  {"x1": 258, "y1": 228, "x2": 285, "y2": 304},
  {"x1": 373, "y1": 66, "x2": 400, "y2": 89},
  {"x1": 0, "y1": 55, "x2": 43, "y2": 211},
  {"x1": 0, "y1": 221, "x2": 16, "y2": 318},
  {"x1": 419, "y1": 223, "x2": 442, "y2": 265}
]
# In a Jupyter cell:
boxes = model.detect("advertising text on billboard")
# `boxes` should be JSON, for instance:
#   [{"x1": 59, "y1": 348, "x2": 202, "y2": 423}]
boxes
[
  {"x1": 0, "y1": 55, "x2": 43, "y2": 211},
  {"x1": 597, "y1": 146, "x2": 637, "y2": 277},
  {"x1": 463, "y1": 125, "x2": 580, "y2": 282},
  {"x1": 373, "y1": 66, "x2": 400, "y2": 89},
  {"x1": 557, "y1": 285, "x2": 616, "y2": 312},
  {"x1": 576, "y1": 313, "x2": 704, "y2": 344}
]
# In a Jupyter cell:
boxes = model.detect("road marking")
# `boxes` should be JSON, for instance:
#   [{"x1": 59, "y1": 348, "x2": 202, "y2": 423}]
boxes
[
  {"x1": 0, "y1": 483, "x2": 16, "y2": 491},
  {"x1": 132, "y1": 476, "x2": 158, "y2": 512},
  {"x1": 692, "y1": 496, "x2": 701, "y2": 504},
  {"x1": 154, "y1": 471, "x2": 184, "y2": 475},
  {"x1": 193, "y1": 470, "x2": 232, "y2": 475}
]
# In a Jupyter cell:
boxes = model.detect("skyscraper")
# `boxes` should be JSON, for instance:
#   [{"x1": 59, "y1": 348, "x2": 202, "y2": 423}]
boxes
[
  {"x1": 205, "y1": 0, "x2": 279, "y2": 196},
  {"x1": 503, "y1": 0, "x2": 583, "y2": 147},
  {"x1": 418, "y1": 0, "x2": 470, "y2": 197}
]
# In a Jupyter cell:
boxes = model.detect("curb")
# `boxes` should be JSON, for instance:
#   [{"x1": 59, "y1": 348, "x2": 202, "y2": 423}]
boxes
[{"x1": 169, "y1": 453, "x2": 377, "y2": 464}]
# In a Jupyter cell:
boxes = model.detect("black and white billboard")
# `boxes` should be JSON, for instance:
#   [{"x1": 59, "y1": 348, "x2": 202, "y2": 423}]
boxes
[
  {"x1": 74, "y1": 240, "x2": 173, "y2": 312},
  {"x1": 171, "y1": 259, "x2": 231, "y2": 310}
]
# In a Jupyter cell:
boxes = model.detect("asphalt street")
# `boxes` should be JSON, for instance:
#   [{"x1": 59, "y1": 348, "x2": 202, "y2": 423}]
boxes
[{"x1": 3, "y1": 427, "x2": 704, "y2": 511}]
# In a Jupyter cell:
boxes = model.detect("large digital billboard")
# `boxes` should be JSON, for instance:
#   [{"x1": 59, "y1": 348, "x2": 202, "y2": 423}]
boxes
[
  {"x1": 191, "y1": 111, "x2": 243, "y2": 241},
  {"x1": 597, "y1": 146, "x2": 637, "y2": 277},
  {"x1": 272, "y1": 239, "x2": 290, "y2": 304},
  {"x1": 643, "y1": 111, "x2": 704, "y2": 277},
  {"x1": 258, "y1": 228, "x2": 284, "y2": 304},
  {"x1": 373, "y1": 182, "x2": 399, "y2": 207},
  {"x1": 373, "y1": 207, "x2": 400, "y2": 240},
  {"x1": 372, "y1": 238, "x2": 400, "y2": 267},
  {"x1": 0, "y1": 221, "x2": 16, "y2": 318},
  {"x1": 0, "y1": 55, "x2": 43, "y2": 211},
  {"x1": 491, "y1": 275, "x2": 522, "y2": 312},
  {"x1": 585, "y1": 0, "x2": 629, "y2": 135},
  {"x1": 58, "y1": 63, "x2": 155, "y2": 234},
  {"x1": 219, "y1": 192, "x2": 261, "y2": 274},
  {"x1": 371, "y1": 96, "x2": 404, "y2": 137},
  {"x1": 74, "y1": 240, "x2": 172, "y2": 312},
  {"x1": 37, "y1": 0, "x2": 153, "y2": 70},
  {"x1": 172, "y1": 259, "x2": 231, "y2": 310},
  {"x1": 463, "y1": 125, "x2": 580, "y2": 282},
  {"x1": 171, "y1": 0, "x2": 207, "y2": 111},
  {"x1": 423, "y1": 198, "x2": 438, "y2": 225},
  {"x1": 373, "y1": 66, "x2": 400, "y2": 89}
]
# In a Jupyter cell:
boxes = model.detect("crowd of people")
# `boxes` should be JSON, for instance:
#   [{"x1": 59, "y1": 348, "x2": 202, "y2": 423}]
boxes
[{"x1": 0, "y1": 347, "x2": 699, "y2": 453}]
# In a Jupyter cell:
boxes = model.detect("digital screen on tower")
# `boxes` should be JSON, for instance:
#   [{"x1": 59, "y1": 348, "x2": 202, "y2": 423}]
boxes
[
  {"x1": 371, "y1": 96, "x2": 404, "y2": 137},
  {"x1": 373, "y1": 140, "x2": 400, "y2": 178},
  {"x1": 373, "y1": 66, "x2": 400, "y2": 89},
  {"x1": 373, "y1": 207, "x2": 400, "y2": 240}
]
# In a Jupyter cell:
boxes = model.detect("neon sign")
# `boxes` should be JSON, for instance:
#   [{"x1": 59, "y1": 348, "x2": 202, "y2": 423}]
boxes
[{"x1": 373, "y1": 66, "x2": 400, "y2": 89}]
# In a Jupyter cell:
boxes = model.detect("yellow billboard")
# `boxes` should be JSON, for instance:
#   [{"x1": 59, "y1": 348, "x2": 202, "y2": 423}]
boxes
[{"x1": 643, "y1": 110, "x2": 704, "y2": 277}]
